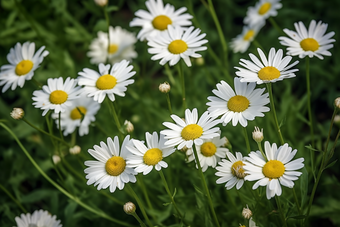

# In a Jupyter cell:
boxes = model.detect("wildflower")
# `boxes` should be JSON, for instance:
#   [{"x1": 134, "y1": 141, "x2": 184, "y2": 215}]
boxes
[
  {"x1": 124, "y1": 202, "x2": 136, "y2": 215},
  {"x1": 252, "y1": 127, "x2": 264, "y2": 142},
  {"x1": 14, "y1": 210, "x2": 61, "y2": 227},
  {"x1": 244, "y1": 0, "x2": 282, "y2": 27},
  {"x1": 242, "y1": 205, "x2": 252, "y2": 219},
  {"x1": 10, "y1": 108, "x2": 24, "y2": 120},
  {"x1": 159, "y1": 82, "x2": 170, "y2": 93}
]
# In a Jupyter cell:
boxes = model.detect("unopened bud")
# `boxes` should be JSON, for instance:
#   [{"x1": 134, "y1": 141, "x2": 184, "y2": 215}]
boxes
[
  {"x1": 242, "y1": 205, "x2": 252, "y2": 219},
  {"x1": 69, "y1": 145, "x2": 81, "y2": 155},
  {"x1": 123, "y1": 202, "x2": 136, "y2": 214},
  {"x1": 94, "y1": 0, "x2": 107, "y2": 7},
  {"x1": 52, "y1": 155, "x2": 61, "y2": 165},
  {"x1": 334, "y1": 115, "x2": 340, "y2": 125},
  {"x1": 124, "y1": 120, "x2": 134, "y2": 133},
  {"x1": 196, "y1": 57, "x2": 205, "y2": 66},
  {"x1": 159, "y1": 82, "x2": 170, "y2": 93},
  {"x1": 222, "y1": 136, "x2": 232, "y2": 150},
  {"x1": 252, "y1": 127, "x2": 263, "y2": 143},
  {"x1": 10, "y1": 108, "x2": 24, "y2": 120},
  {"x1": 335, "y1": 97, "x2": 340, "y2": 109}
]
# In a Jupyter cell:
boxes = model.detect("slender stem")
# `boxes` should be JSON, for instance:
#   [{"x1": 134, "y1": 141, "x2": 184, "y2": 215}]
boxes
[
  {"x1": 268, "y1": 17, "x2": 285, "y2": 36},
  {"x1": 0, "y1": 183, "x2": 27, "y2": 213},
  {"x1": 192, "y1": 144, "x2": 220, "y2": 227},
  {"x1": 58, "y1": 112, "x2": 64, "y2": 141},
  {"x1": 31, "y1": 78, "x2": 43, "y2": 88},
  {"x1": 136, "y1": 175, "x2": 156, "y2": 220},
  {"x1": 178, "y1": 61, "x2": 186, "y2": 111},
  {"x1": 326, "y1": 129, "x2": 340, "y2": 164},
  {"x1": 126, "y1": 184, "x2": 153, "y2": 227},
  {"x1": 275, "y1": 196, "x2": 287, "y2": 227},
  {"x1": 292, "y1": 187, "x2": 301, "y2": 215},
  {"x1": 165, "y1": 93, "x2": 173, "y2": 115},
  {"x1": 0, "y1": 122, "x2": 131, "y2": 226},
  {"x1": 164, "y1": 64, "x2": 176, "y2": 85},
  {"x1": 104, "y1": 5, "x2": 111, "y2": 62},
  {"x1": 243, "y1": 127, "x2": 251, "y2": 153},
  {"x1": 252, "y1": 38, "x2": 264, "y2": 50},
  {"x1": 106, "y1": 98, "x2": 123, "y2": 138},
  {"x1": 131, "y1": 212, "x2": 147, "y2": 227},
  {"x1": 306, "y1": 57, "x2": 315, "y2": 148},
  {"x1": 324, "y1": 109, "x2": 337, "y2": 156},
  {"x1": 256, "y1": 141, "x2": 267, "y2": 162},
  {"x1": 266, "y1": 83, "x2": 284, "y2": 145}
]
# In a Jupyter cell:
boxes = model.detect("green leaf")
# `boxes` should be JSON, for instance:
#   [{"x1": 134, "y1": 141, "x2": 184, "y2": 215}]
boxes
[
  {"x1": 305, "y1": 145, "x2": 321, "y2": 152},
  {"x1": 324, "y1": 159, "x2": 338, "y2": 170},
  {"x1": 287, "y1": 215, "x2": 306, "y2": 220},
  {"x1": 106, "y1": 6, "x2": 118, "y2": 12}
]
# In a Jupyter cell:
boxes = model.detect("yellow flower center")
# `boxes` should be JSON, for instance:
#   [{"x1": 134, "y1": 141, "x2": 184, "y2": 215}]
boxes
[
  {"x1": 300, "y1": 38, "x2": 319, "y2": 52},
  {"x1": 258, "y1": 66, "x2": 280, "y2": 81},
  {"x1": 262, "y1": 160, "x2": 285, "y2": 179},
  {"x1": 200, "y1": 142, "x2": 217, "y2": 157},
  {"x1": 168, "y1": 40, "x2": 188, "y2": 54},
  {"x1": 49, "y1": 90, "x2": 68, "y2": 104},
  {"x1": 152, "y1": 15, "x2": 172, "y2": 31},
  {"x1": 105, "y1": 156, "x2": 126, "y2": 176},
  {"x1": 143, "y1": 148, "x2": 163, "y2": 166},
  {"x1": 231, "y1": 160, "x2": 246, "y2": 179},
  {"x1": 258, "y1": 2, "x2": 271, "y2": 15},
  {"x1": 181, "y1": 124, "x2": 203, "y2": 141},
  {"x1": 96, "y1": 74, "x2": 117, "y2": 90},
  {"x1": 15, "y1": 60, "x2": 33, "y2": 76},
  {"x1": 227, "y1": 95, "x2": 250, "y2": 112},
  {"x1": 108, "y1": 44, "x2": 119, "y2": 54},
  {"x1": 70, "y1": 106, "x2": 87, "y2": 120},
  {"x1": 243, "y1": 30, "x2": 255, "y2": 41}
]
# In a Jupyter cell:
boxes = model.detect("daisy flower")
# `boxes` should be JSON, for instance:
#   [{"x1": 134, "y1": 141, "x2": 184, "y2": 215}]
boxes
[
  {"x1": 244, "y1": 0, "x2": 282, "y2": 27},
  {"x1": 186, "y1": 133, "x2": 229, "y2": 172},
  {"x1": 0, "y1": 42, "x2": 49, "y2": 93},
  {"x1": 215, "y1": 151, "x2": 246, "y2": 190},
  {"x1": 147, "y1": 25, "x2": 208, "y2": 67},
  {"x1": 87, "y1": 26, "x2": 137, "y2": 65},
  {"x1": 52, "y1": 94, "x2": 100, "y2": 136},
  {"x1": 244, "y1": 141, "x2": 304, "y2": 199},
  {"x1": 126, "y1": 131, "x2": 175, "y2": 175},
  {"x1": 129, "y1": 0, "x2": 192, "y2": 41},
  {"x1": 14, "y1": 210, "x2": 61, "y2": 227},
  {"x1": 161, "y1": 108, "x2": 220, "y2": 150},
  {"x1": 230, "y1": 21, "x2": 265, "y2": 53},
  {"x1": 77, "y1": 60, "x2": 135, "y2": 103},
  {"x1": 32, "y1": 77, "x2": 81, "y2": 116},
  {"x1": 207, "y1": 77, "x2": 270, "y2": 127},
  {"x1": 84, "y1": 136, "x2": 137, "y2": 193},
  {"x1": 278, "y1": 20, "x2": 336, "y2": 60},
  {"x1": 235, "y1": 47, "x2": 299, "y2": 84}
]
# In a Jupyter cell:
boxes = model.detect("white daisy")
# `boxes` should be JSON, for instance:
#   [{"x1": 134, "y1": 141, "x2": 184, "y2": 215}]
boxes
[
  {"x1": 207, "y1": 77, "x2": 270, "y2": 127},
  {"x1": 147, "y1": 25, "x2": 208, "y2": 67},
  {"x1": 230, "y1": 21, "x2": 265, "y2": 53},
  {"x1": 129, "y1": 0, "x2": 193, "y2": 41},
  {"x1": 215, "y1": 151, "x2": 246, "y2": 190},
  {"x1": 84, "y1": 136, "x2": 137, "y2": 193},
  {"x1": 244, "y1": 141, "x2": 304, "y2": 199},
  {"x1": 186, "y1": 133, "x2": 229, "y2": 172},
  {"x1": 278, "y1": 20, "x2": 336, "y2": 60},
  {"x1": 77, "y1": 60, "x2": 135, "y2": 103},
  {"x1": 161, "y1": 108, "x2": 220, "y2": 150},
  {"x1": 32, "y1": 77, "x2": 81, "y2": 116},
  {"x1": 235, "y1": 47, "x2": 299, "y2": 84},
  {"x1": 14, "y1": 209, "x2": 61, "y2": 227},
  {"x1": 244, "y1": 0, "x2": 282, "y2": 27},
  {"x1": 87, "y1": 26, "x2": 137, "y2": 65},
  {"x1": 52, "y1": 94, "x2": 100, "y2": 136},
  {"x1": 0, "y1": 42, "x2": 49, "y2": 93},
  {"x1": 126, "y1": 131, "x2": 175, "y2": 175}
]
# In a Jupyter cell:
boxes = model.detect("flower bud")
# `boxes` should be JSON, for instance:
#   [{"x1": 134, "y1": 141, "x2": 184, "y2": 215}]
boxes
[
  {"x1": 222, "y1": 136, "x2": 232, "y2": 150},
  {"x1": 334, "y1": 115, "x2": 340, "y2": 126},
  {"x1": 94, "y1": 0, "x2": 107, "y2": 7},
  {"x1": 10, "y1": 108, "x2": 24, "y2": 120},
  {"x1": 124, "y1": 120, "x2": 134, "y2": 133},
  {"x1": 252, "y1": 127, "x2": 263, "y2": 143},
  {"x1": 242, "y1": 205, "x2": 252, "y2": 219},
  {"x1": 123, "y1": 202, "x2": 136, "y2": 214},
  {"x1": 195, "y1": 57, "x2": 205, "y2": 66},
  {"x1": 159, "y1": 82, "x2": 170, "y2": 93},
  {"x1": 335, "y1": 97, "x2": 340, "y2": 109},
  {"x1": 52, "y1": 155, "x2": 61, "y2": 165},
  {"x1": 69, "y1": 145, "x2": 81, "y2": 155}
]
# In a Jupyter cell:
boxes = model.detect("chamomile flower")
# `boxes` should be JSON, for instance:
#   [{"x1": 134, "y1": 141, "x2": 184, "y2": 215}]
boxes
[
  {"x1": 130, "y1": 0, "x2": 192, "y2": 41},
  {"x1": 207, "y1": 77, "x2": 270, "y2": 127},
  {"x1": 215, "y1": 151, "x2": 246, "y2": 190},
  {"x1": 32, "y1": 77, "x2": 81, "y2": 116},
  {"x1": 14, "y1": 210, "x2": 61, "y2": 227},
  {"x1": 84, "y1": 136, "x2": 137, "y2": 193},
  {"x1": 161, "y1": 108, "x2": 220, "y2": 150},
  {"x1": 0, "y1": 42, "x2": 49, "y2": 93},
  {"x1": 52, "y1": 94, "x2": 100, "y2": 136},
  {"x1": 278, "y1": 20, "x2": 335, "y2": 60},
  {"x1": 147, "y1": 25, "x2": 208, "y2": 67},
  {"x1": 186, "y1": 133, "x2": 229, "y2": 172},
  {"x1": 77, "y1": 60, "x2": 135, "y2": 103},
  {"x1": 235, "y1": 47, "x2": 299, "y2": 84},
  {"x1": 244, "y1": 141, "x2": 304, "y2": 199},
  {"x1": 87, "y1": 26, "x2": 137, "y2": 65},
  {"x1": 230, "y1": 22, "x2": 265, "y2": 53},
  {"x1": 126, "y1": 131, "x2": 175, "y2": 175},
  {"x1": 244, "y1": 0, "x2": 282, "y2": 27}
]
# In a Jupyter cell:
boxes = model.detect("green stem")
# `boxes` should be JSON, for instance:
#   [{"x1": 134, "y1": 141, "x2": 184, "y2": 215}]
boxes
[
  {"x1": 131, "y1": 212, "x2": 147, "y2": 227},
  {"x1": 306, "y1": 57, "x2": 315, "y2": 148},
  {"x1": 275, "y1": 196, "x2": 287, "y2": 227},
  {"x1": 192, "y1": 144, "x2": 220, "y2": 227},
  {"x1": 0, "y1": 122, "x2": 131, "y2": 226},
  {"x1": 178, "y1": 61, "x2": 186, "y2": 111},
  {"x1": 164, "y1": 64, "x2": 176, "y2": 85},
  {"x1": 104, "y1": 5, "x2": 111, "y2": 62},
  {"x1": 243, "y1": 127, "x2": 251, "y2": 153},
  {"x1": 266, "y1": 83, "x2": 284, "y2": 145},
  {"x1": 136, "y1": 175, "x2": 156, "y2": 220},
  {"x1": 106, "y1": 98, "x2": 123, "y2": 138},
  {"x1": 268, "y1": 17, "x2": 285, "y2": 36},
  {"x1": 58, "y1": 112, "x2": 64, "y2": 141},
  {"x1": 324, "y1": 108, "x2": 337, "y2": 157},
  {"x1": 165, "y1": 93, "x2": 173, "y2": 115},
  {"x1": 0, "y1": 183, "x2": 27, "y2": 213},
  {"x1": 256, "y1": 141, "x2": 267, "y2": 162},
  {"x1": 326, "y1": 129, "x2": 340, "y2": 164},
  {"x1": 292, "y1": 187, "x2": 301, "y2": 215}
]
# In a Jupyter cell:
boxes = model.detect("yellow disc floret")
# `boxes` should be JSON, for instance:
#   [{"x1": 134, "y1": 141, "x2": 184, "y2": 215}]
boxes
[
  {"x1": 105, "y1": 156, "x2": 126, "y2": 176},
  {"x1": 231, "y1": 160, "x2": 246, "y2": 179},
  {"x1": 300, "y1": 38, "x2": 319, "y2": 52},
  {"x1": 181, "y1": 124, "x2": 203, "y2": 141},
  {"x1": 258, "y1": 2, "x2": 271, "y2": 15},
  {"x1": 96, "y1": 74, "x2": 117, "y2": 90},
  {"x1": 108, "y1": 44, "x2": 119, "y2": 54},
  {"x1": 201, "y1": 142, "x2": 217, "y2": 157},
  {"x1": 262, "y1": 160, "x2": 285, "y2": 179},
  {"x1": 227, "y1": 95, "x2": 250, "y2": 112},
  {"x1": 168, "y1": 40, "x2": 188, "y2": 54},
  {"x1": 15, "y1": 60, "x2": 34, "y2": 76},
  {"x1": 152, "y1": 15, "x2": 172, "y2": 30},
  {"x1": 70, "y1": 106, "x2": 87, "y2": 120},
  {"x1": 143, "y1": 148, "x2": 163, "y2": 166},
  {"x1": 49, "y1": 90, "x2": 68, "y2": 104},
  {"x1": 258, "y1": 66, "x2": 280, "y2": 81},
  {"x1": 243, "y1": 30, "x2": 255, "y2": 41}
]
